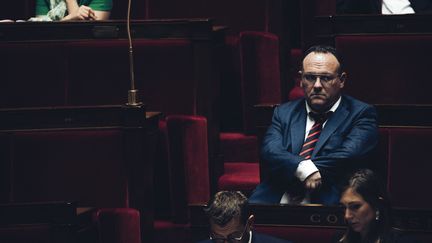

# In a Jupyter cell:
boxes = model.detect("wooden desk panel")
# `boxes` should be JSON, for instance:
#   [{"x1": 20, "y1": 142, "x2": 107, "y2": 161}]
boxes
[{"x1": 0, "y1": 105, "x2": 160, "y2": 243}]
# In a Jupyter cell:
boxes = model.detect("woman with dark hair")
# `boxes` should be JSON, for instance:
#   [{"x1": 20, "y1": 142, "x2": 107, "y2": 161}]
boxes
[{"x1": 334, "y1": 169, "x2": 417, "y2": 243}]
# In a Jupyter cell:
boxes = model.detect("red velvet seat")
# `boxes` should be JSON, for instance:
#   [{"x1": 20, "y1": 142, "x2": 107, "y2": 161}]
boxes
[
  {"x1": 166, "y1": 115, "x2": 210, "y2": 223},
  {"x1": 239, "y1": 31, "x2": 282, "y2": 133},
  {"x1": 218, "y1": 132, "x2": 260, "y2": 195},
  {"x1": 217, "y1": 162, "x2": 260, "y2": 194},
  {"x1": 217, "y1": 31, "x2": 281, "y2": 195},
  {"x1": 153, "y1": 115, "x2": 213, "y2": 241}
]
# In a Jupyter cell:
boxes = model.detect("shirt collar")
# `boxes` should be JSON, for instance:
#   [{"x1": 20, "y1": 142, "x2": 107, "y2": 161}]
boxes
[{"x1": 305, "y1": 96, "x2": 342, "y2": 115}]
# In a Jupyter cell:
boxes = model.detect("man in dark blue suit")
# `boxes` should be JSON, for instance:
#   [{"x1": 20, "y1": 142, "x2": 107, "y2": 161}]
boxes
[
  {"x1": 198, "y1": 191, "x2": 292, "y2": 243},
  {"x1": 249, "y1": 45, "x2": 378, "y2": 205}
]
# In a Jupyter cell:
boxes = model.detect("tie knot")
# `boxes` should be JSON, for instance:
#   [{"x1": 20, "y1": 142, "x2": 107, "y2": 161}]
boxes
[{"x1": 309, "y1": 111, "x2": 333, "y2": 123}]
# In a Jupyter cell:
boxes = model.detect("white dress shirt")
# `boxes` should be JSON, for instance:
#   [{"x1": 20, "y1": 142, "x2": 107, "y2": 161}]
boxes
[
  {"x1": 280, "y1": 97, "x2": 341, "y2": 204},
  {"x1": 382, "y1": 0, "x2": 415, "y2": 14}
]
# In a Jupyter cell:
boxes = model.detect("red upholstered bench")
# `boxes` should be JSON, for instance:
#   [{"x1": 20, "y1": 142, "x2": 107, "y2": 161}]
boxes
[
  {"x1": 218, "y1": 132, "x2": 260, "y2": 195},
  {"x1": 218, "y1": 162, "x2": 260, "y2": 194}
]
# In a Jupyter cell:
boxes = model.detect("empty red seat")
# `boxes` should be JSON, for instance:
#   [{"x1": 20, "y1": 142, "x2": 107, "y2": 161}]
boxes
[
  {"x1": 217, "y1": 162, "x2": 260, "y2": 194},
  {"x1": 218, "y1": 132, "x2": 260, "y2": 195},
  {"x1": 166, "y1": 115, "x2": 210, "y2": 223},
  {"x1": 239, "y1": 31, "x2": 282, "y2": 133}
]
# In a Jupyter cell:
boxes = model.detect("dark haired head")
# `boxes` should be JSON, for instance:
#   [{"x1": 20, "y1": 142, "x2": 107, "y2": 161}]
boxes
[
  {"x1": 346, "y1": 169, "x2": 389, "y2": 214},
  {"x1": 204, "y1": 191, "x2": 249, "y2": 226},
  {"x1": 341, "y1": 169, "x2": 391, "y2": 242},
  {"x1": 302, "y1": 45, "x2": 343, "y2": 74}
]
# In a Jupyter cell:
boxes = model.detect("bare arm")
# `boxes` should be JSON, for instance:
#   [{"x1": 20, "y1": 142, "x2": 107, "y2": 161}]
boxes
[
  {"x1": 61, "y1": 0, "x2": 110, "y2": 21},
  {"x1": 93, "y1": 10, "x2": 110, "y2": 20}
]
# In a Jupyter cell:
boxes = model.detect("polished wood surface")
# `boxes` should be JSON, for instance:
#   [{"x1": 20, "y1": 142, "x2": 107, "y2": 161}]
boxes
[{"x1": 0, "y1": 19, "x2": 225, "y2": 42}]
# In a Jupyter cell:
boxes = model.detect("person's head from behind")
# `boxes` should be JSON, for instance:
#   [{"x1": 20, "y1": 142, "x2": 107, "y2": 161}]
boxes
[
  {"x1": 204, "y1": 191, "x2": 254, "y2": 243},
  {"x1": 300, "y1": 45, "x2": 347, "y2": 113},
  {"x1": 339, "y1": 169, "x2": 390, "y2": 242}
]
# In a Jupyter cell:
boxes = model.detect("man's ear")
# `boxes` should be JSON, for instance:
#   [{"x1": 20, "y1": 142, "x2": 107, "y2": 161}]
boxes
[
  {"x1": 299, "y1": 71, "x2": 304, "y2": 88},
  {"x1": 339, "y1": 72, "x2": 347, "y2": 88},
  {"x1": 247, "y1": 215, "x2": 255, "y2": 229}
]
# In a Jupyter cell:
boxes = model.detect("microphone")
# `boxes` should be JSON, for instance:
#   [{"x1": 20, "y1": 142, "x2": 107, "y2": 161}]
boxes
[{"x1": 126, "y1": 0, "x2": 141, "y2": 106}]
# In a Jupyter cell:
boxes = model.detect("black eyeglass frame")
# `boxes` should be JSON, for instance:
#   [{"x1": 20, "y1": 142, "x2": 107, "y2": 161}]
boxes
[
  {"x1": 209, "y1": 221, "x2": 251, "y2": 243},
  {"x1": 300, "y1": 73, "x2": 342, "y2": 84}
]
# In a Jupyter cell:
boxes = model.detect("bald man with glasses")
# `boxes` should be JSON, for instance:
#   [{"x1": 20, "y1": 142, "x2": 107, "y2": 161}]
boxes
[{"x1": 249, "y1": 45, "x2": 378, "y2": 205}]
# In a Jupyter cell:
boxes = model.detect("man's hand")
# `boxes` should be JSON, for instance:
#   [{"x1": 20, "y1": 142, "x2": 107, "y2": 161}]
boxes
[
  {"x1": 304, "y1": 171, "x2": 322, "y2": 190},
  {"x1": 62, "y1": 5, "x2": 96, "y2": 21}
]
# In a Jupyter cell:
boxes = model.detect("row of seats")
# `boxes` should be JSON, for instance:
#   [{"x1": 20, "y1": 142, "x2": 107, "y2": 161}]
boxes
[
  {"x1": 167, "y1": 116, "x2": 432, "y2": 243},
  {"x1": 182, "y1": 121, "x2": 432, "y2": 211}
]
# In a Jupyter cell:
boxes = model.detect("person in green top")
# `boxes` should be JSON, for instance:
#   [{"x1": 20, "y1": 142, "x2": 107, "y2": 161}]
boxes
[{"x1": 34, "y1": 0, "x2": 112, "y2": 21}]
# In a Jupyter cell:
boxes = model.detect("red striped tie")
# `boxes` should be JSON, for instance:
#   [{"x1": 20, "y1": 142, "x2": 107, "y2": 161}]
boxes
[{"x1": 299, "y1": 112, "x2": 332, "y2": 159}]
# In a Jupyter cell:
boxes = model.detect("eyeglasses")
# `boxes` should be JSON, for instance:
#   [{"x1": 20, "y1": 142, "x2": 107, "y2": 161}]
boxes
[
  {"x1": 209, "y1": 223, "x2": 249, "y2": 243},
  {"x1": 301, "y1": 73, "x2": 339, "y2": 84}
]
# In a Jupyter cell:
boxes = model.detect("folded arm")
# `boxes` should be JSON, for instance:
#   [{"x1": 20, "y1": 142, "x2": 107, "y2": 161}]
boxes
[
  {"x1": 261, "y1": 106, "x2": 305, "y2": 185},
  {"x1": 312, "y1": 105, "x2": 378, "y2": 177},
  {"x1": 261, "y1": 104, "x2": 378, "y2": 187}
]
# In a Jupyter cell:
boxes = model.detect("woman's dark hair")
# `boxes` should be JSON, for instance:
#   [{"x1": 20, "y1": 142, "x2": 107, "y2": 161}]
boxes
[{"x1": 340, "y1": 169, "x2": 392, "y2": 243}]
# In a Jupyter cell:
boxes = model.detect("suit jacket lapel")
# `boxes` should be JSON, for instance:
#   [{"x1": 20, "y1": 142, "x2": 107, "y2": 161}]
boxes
[
  {"x1": 291, "y1": 103, "x2": 307, "y2": 155},
  {"x1": 312, "y1": 97, "x2": 349, "y2": 157}
]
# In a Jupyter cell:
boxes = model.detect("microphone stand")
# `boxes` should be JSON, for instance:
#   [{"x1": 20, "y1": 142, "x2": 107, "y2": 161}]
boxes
[{"x1": 126, "y1": 0, "x2": 141, "y2": 106}]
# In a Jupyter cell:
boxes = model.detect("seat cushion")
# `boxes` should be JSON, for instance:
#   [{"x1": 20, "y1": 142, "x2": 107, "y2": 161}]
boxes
[{"x1": 218, "y1": 162, "x2": 260, "y2": 193}]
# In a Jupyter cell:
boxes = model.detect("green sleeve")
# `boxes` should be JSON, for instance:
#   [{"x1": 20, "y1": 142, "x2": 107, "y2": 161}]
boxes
[
  {"x1": 35, "y1": 0, "x2": 50, "y2": 15},
  {"x1": 82, "y1": 0, "x2": 113, "y2": 11}
]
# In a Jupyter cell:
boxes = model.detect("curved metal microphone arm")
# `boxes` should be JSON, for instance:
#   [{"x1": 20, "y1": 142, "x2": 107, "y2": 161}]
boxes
[{"x1": 126, "y1": 0, "x2": 141, "y2": 106}]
